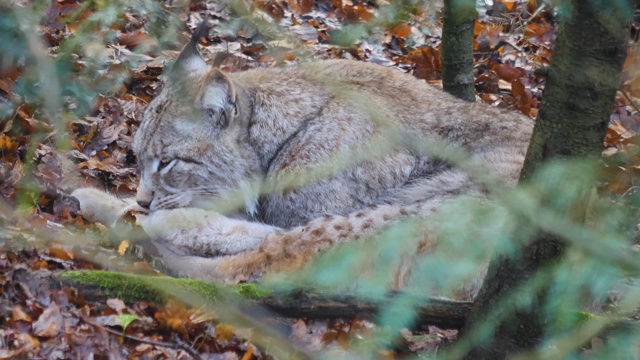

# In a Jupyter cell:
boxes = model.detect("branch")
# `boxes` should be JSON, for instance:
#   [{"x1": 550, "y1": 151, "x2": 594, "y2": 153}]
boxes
[{"x1": 260, "y1": 289, "x2": 471, "y2": 329}]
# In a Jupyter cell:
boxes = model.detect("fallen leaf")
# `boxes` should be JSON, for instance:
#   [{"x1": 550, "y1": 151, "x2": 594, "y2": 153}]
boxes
[
  {"x1": 107, "y1": 298, "x2": 127, "y2": 313},
  {"x1": 290, "y1": 319, "x2": 307, "y2": 341},
  {"x1": 390, "y1": 23, "x2": 411, "y2": 39},
  {"x1": 240, "y1": 346, "x2": 253, "y2": 360},
  {"x1": 117, "y1": 314, "x2": 139, "y2": 331},
  {"x1": 491, "y1": 63, "x2": 527, "y2": 82},
  {"x1": 48, "y1": 244, "x2": 74, "y2": 261},
  {"x1": 11, "y1": 306, "x2": 32, "y2": 322},
  {"x1": 117, "y1": 240, "x2": 130, "y2": 256},
  {"x1": 33, "y1": 302, "x2": 63, "y2": 337},
  {"x1": 215, "y1": 323, "x2": 235, "y2": 342},
  {"x1": 287, "y1": 0, "x2": 313, "y2": 15}
]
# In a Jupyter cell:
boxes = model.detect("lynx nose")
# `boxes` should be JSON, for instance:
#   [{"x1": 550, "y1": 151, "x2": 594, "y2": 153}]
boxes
[
  {"x1": 136, "y1": 199, "x2": 151, "y2": 209},
  {"x1": 135, "y1": 191, "x2": 153, "y2": 210}
]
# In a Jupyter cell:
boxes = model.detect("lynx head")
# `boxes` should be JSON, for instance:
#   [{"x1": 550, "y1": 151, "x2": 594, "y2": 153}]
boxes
[{"x1": 133, "y1": 29, "x2": 261, "y2": 215}]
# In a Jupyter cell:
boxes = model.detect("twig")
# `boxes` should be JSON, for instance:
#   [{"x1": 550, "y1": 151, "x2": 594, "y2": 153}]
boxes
[
  {"x1": 526, "y1": 4, "x2": 547, "y2": 24},
  {"x1": 495, "y1": 39, "x2": 523, "y2": 52},
  {"x1": 74, "y1": 310, "x2": 202, "y2": 360},
  {"x1": 621, "y1": 90, "x2": 640, "y2": 114}
]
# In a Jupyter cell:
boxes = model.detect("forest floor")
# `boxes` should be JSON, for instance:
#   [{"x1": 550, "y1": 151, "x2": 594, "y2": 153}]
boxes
[{"x1": 0, "y1": 0, "x2": 639, "y2": 358}]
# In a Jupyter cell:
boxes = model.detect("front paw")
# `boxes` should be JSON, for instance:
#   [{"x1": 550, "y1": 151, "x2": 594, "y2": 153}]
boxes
[
  {"x1": 135, "y1": 208, "x2": 226, "y2": 254},
  {"x1": 72, "y1": 188, "x2": 140, "y2": 227},
  {"x1": 136, "y1": 208, "x2": 216, "y2": 237}
]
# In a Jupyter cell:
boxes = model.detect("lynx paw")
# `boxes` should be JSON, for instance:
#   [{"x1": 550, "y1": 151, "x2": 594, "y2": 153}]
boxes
[{"x1": 71, "y1": 188, "x2": 141, "y2": 227}]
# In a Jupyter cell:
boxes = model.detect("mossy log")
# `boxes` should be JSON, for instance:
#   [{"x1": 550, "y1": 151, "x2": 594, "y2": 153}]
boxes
[{"x1": 59, "y1": 270, "x2": 472, "y2": 329}]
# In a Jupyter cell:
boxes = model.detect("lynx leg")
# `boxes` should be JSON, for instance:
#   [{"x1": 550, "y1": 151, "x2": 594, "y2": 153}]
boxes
[
  {"x1": 150, "y1": 241, "x2": 241, "y2": 281},
  {"x1": 137, "y1": 208, "x2": 281, "y2": 257}
]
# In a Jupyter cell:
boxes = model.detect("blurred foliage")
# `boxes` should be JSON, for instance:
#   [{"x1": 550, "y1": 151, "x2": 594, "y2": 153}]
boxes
[
  {"x1": 271, "y1": 159, "x2": 640, "y2": 357},
  {"x1": 0, "y1": 0, "x2": 183, "y2": 121},
  {"x1": 0, "y1": 0, "x2": 639, "y2": 358}
]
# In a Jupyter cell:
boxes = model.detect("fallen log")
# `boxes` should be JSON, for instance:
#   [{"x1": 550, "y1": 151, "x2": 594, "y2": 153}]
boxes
[{"x1": 59, "y1": 270, "x2": 472, "y2": 329}]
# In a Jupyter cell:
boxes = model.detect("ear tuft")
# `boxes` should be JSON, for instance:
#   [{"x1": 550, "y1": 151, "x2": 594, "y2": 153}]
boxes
[{"x1": 172, "y1": 19, "x2": 210, "y2": 75}]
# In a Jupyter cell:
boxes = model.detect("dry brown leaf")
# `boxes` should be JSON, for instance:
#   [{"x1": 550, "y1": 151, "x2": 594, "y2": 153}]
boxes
[
  {"x1": 117, "y1": 240, "x2": 130, "y2": 256},
  {"x1": 240, "y1": 346, "x2": 253, "y2": 360},
  {"x1": 336, "y1": 330, "x2": 350, "y2": 348},
  {"x1": 33, "y1": 303, "x2": 63, "y2": 337},
  {"x1": 390, "y1": 23, "x2": 411, "y2": 39},
  {"x1": 107, "y1": 298, "x2": 127, "y2": 313},
  {"x1": 14, "y1": 333, "x2": 40, "y2": 354},
  {"x1": 342, "y1": 5, "x2": 373, "y2": 22},
  {"x1": 511, "y1": 78, "x2": 526, "y2": 98},
  {"x1": 287, "y1": 0, "x2": 313, "y2": 15},
  {"x1": 0, "y1": 134, "x2": 19, "y2": 155},
  {"x1": 154, "y1": 301, "x2": 197, "y2": 335},
  {"x1": 215, "y1": 323, "x2": 235, "y2": 342},
  {"x1": 118, "y1": 30, "x2": 152, "y2": 50},
  {"x1": 321, "y1": 329, "x2": 338, "y2": 346},
  {"x1": 262, "y1": 0, "x2": 285, "y2": 22},
  {"x1": 11, "y1": 306, "x2": 32, "y2": 322},
  {"x1": 48, "y1": 244, "x2": 74, "y2": 261},
  {"x1": 491, "y1": 63, "x2": 527, "y2": 82},
  {"x1": 290, "y1": 319, "x2": 307, "y2": 341}
]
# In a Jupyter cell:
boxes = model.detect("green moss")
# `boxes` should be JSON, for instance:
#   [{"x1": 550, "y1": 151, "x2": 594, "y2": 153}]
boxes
[
  {"x1": 234, "y1": 283, "x2": 272, "y2": 299},
  {"x1": 575, "y1": 310, "x2": 597, "y2": 322},
  {"x1": 59, "y1": 270, "x2": 223, "y2": 304},
  {"x1": 59, "y1": 270, "x2": 276, "y2": 306}
]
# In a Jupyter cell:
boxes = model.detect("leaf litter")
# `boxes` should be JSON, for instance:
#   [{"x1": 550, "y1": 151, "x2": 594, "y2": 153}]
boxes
[{"x1": 0, "y1": 0, "x2": 639, "y2": 358}]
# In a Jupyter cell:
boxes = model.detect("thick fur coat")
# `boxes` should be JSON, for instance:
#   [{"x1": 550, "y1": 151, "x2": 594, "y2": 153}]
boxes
[{"x1": 73, "y1": 37, "x2": 534, "y2": 301}]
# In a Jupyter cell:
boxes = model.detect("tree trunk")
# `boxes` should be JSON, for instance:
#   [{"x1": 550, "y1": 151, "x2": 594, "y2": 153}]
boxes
[
  {"x1": 462, "y1": 1, "x2": 634, "y2": 358},
  {"x1": 441, "y1": 0, "x2": 477, "y2": 102}
]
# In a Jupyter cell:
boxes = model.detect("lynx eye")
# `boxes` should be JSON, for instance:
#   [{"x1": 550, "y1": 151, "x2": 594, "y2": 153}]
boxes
[{"x1": 155, "y1": 159, "x2": 177, "y2": 174}]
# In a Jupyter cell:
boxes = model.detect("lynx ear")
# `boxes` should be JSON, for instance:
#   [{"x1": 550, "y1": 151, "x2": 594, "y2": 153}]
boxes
[
  {"x1": 201, "y1": 69, "x2": 238, "y2": 128},
  {"x1": 171, "y1": 20, "x2": 210, "y2": 75}
]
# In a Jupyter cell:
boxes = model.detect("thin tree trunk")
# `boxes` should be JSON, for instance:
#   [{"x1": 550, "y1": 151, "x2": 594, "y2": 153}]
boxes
[
  {"x1": 462, "y1": 1, "x2": 634, "y2": 358},
  {"x1": 441, "y1": 0, "x2": 477, "y2": 102}
]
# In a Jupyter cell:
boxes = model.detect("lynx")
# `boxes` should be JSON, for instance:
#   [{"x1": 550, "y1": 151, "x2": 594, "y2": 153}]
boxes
[{"x1": 73, "y1": 28, "x2": 534, "y2": 301}]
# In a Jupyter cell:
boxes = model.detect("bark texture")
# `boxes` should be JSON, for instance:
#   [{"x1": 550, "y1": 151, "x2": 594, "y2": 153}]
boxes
[
  {"x1": 441, "y1": 0, "x2": 477, "y2": 102},
  {"x1": 261, "y1": 289, "x2": 472, "y2": 329},
  {"x1": 519, "y1": 1, "x2": 633, "y2": 180},
  {"x1": 462, "y1": 1, "x2": 634, "y2": 358}
]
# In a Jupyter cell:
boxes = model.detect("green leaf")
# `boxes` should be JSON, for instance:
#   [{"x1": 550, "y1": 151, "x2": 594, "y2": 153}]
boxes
[{"x1": 117, "y1": 314, "x2": 139, "y2": 331}]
